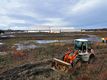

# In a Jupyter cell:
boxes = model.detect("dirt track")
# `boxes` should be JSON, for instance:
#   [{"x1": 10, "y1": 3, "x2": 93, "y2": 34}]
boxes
[{"x1": 0, "y1": 59, "x2": 53, "y2": 80}]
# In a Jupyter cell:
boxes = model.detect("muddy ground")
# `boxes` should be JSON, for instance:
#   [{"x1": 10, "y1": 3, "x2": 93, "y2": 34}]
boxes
[{"x1": 0, "y1": 32, "x2": 107, "y2": 80}]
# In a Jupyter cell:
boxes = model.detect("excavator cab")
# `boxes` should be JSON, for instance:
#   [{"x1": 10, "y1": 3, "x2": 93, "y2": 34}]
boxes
[
  {"x1": 74, "y1": 39, "x2": 95, "y2": 62},
  {"x1": 74, "y1": 39, "x2": 91, "y2": 51}
]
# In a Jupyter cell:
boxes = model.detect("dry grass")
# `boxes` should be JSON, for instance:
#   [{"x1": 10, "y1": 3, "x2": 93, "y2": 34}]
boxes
[{"x1": 0, "y1": 32, "x2": 107, "y2": 80}]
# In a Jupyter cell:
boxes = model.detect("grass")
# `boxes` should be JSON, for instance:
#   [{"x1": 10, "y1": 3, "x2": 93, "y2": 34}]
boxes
[{"x1": 0, "y1": 32, "x2": 107, "y2": 80}]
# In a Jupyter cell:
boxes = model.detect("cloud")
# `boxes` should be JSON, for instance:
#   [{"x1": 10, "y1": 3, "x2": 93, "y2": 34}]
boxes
[
  {"x1": 40, "y1": 18, "x2": 69, "y2": 26},
  {"x1": 0, "y1": 0, "x2": 107, "y2": 30},
  {"x1": 64, "y1": 0, "x2": 107, "y2": 28},
  {"x1": 29, "y1": 17, "x2": 75, "y2": 30},
  {"x1": 68, "y1": 0, "x2": 101, "y2": 14}
]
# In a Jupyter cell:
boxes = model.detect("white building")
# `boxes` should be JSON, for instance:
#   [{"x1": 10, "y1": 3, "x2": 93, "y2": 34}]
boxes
[{"x1": 27, "y1": 26, "x2": 82, "y2": 33}]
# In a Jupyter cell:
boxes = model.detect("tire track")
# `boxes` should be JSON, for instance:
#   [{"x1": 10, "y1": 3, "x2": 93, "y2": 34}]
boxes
[{"x1": 0, "y1": 59, "x2": 53, "y2": 80}]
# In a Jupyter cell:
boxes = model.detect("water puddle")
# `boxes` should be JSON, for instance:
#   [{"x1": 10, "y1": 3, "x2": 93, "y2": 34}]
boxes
[
  {"x1": 13, "y1": 34, "x2": 103, "y2": 51},
  {"x1": 13, "y1": 40, "x2": 73, "y2": 50},
  {"x1": 14, "y1": 43, "x2": 38, "y2": 50},
  {"x1": 35, "y1": 40, "x2": 73, "y2": 44}
]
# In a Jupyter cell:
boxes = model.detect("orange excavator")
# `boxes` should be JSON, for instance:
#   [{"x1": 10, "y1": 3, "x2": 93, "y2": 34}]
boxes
[{"x1": 52, "y1": 39, "x2": 95, "y2": 72}]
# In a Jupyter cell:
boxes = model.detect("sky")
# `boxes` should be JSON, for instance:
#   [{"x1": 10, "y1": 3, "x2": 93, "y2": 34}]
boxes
[{"x1": 0, "y1": 0, "x2": 107, "y2": 30}]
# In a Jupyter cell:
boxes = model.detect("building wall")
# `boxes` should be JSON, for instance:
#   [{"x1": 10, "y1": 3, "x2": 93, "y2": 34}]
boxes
[{"x1": 26, "y1": 29, "x2": 82, "y2": 33}]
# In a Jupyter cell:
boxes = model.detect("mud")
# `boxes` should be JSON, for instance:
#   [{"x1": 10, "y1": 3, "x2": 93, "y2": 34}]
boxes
[{"x1": 0, "y1": 59, "x2": 53, "y2": 80}]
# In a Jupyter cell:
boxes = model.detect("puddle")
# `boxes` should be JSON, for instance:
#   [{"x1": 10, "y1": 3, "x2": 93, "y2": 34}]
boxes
[
  {"x1": 14, "y1": 40, "x2": 73, "y2": 50},
  {"x1": 87, "y1": 37, "x2": 102, "y2": 42},
  {"x1": 0, "y1": 42, "x2": 4, "y2": 45},
  {"x1": 34, "y1": 35, "x2": 102, "y2": 44},
  {"x1": 0, "y1": 52, "x2": 7, "y2": 55},
  {"x1": 36, "y1": 40, "x2": 59, "y2": 44},
  {"x1": 13, "y1": 34, "x2": 102, "y2": 51},
  {"x1": 35, "y1": 40, "x2": 73, "y2": 44},
  {"x1": 14, "y1": 43, "x2": 38, "y2": 50}
]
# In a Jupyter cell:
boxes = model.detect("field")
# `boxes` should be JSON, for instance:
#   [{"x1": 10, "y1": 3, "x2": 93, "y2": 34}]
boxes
[{"x1": 0, "y1": 31, "x2": 107, "y2": 80}]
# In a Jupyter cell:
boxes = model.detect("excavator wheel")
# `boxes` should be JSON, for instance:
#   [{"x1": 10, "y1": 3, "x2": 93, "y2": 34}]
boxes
[{"x1": 88, "y1": 54, "x2": 95, "y2": 64}]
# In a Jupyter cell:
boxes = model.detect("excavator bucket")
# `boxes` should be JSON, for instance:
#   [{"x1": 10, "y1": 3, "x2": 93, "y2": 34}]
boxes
[{"x1": 51, "y1": 58, "x2": 72, "y2": 73}]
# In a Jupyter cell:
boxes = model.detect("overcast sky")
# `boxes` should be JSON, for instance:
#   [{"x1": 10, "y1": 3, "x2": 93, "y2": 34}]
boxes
[{"x1": 0, "y1": 0, "x2": 107, "y2": 30}]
